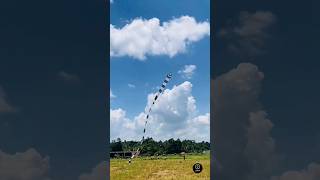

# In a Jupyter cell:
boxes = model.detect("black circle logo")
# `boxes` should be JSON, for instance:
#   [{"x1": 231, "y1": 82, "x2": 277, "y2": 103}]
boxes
[{"x1": 193, "y1": 163, "x2": 203, "y2": 173}]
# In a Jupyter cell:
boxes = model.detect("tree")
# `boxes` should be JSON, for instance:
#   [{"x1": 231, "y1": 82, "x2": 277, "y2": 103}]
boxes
[
  {"x1": 110, "y1": 138, "x2": 123, "y2": 151},
  {"x1": 109, "y1": 138, "x2": 210, "y2": 155}
]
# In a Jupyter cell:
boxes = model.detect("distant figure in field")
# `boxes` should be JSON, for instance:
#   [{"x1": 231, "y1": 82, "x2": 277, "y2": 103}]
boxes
[{"x1": 180, "y1": 152, "x2": 186, "y2": 160}]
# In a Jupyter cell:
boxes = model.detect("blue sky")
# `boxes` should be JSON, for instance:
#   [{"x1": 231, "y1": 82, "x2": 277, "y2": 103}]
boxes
[
  {"x1": 110, "y1": 0, "x2": 210, "y2": 141},
  {"x1": 0, "y1": 0, "x2": 318, "y2": 179}
]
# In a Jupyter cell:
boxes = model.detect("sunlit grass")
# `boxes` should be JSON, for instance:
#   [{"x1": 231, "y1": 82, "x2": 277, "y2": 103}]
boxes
[{"x1": 110, "y1": 154, "x2": 210, "y2": 180}]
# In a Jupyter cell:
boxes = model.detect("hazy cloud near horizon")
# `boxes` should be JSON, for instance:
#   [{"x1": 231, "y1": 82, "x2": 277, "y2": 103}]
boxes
[{"x1": 110, "y1": 81, "x2": 210, "y2": 142}]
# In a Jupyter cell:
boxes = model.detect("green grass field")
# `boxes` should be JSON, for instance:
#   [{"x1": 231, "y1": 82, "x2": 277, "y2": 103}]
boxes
[{"x1": 110, "y1": 153, "x2": 210, "y2": 180}]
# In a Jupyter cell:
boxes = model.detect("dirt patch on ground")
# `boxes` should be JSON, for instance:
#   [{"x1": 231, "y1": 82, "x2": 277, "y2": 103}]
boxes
[{"x1": 152, "y1": 170, "x2": 172, "y2": 176}]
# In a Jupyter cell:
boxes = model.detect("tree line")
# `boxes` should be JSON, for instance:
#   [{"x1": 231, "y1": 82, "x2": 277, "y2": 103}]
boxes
[{"x1": 110, "y1": 137, "x2": 210, "y2": 156}]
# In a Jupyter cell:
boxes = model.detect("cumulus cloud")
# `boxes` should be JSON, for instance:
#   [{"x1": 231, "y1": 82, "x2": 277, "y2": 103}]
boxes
[
  {"x1": 0, "y1": 148, "x2": 50, "y2": 180},
  {"x1": 174, "y1": 112, "x2": 210, "y2": 141},
  {"x1": 0, "y1": 86, "x2": 16, "y2": 113},
  {"x1": 219, "y1": 11, "x2": 276, "y2": 57},
  {"x1": 110, "y1": 16, "x2": 210, "y2": 60},
  {"x1": 110, "y1": 89, "x2": 116, "y2": 99},
  {"x1": 128, "y1": 83, "x2": 136, "y2": 88},
  {"x1": 58, "y1": 71, "x2": 80, "y2": 83},
  {"x1": 245, "y1": 111, "x2": 279, "y2": 180},
  {"x1": 192, "y1": 113, "x2": 210, "y2": 125},
  {"x1": 110, "y1": 108, "x2": 126, "y2": 123},
  {"x1": 110, "y1": 81, "x2": 209, "y2": 142},
  {"x1": 178, "y1": 65, "x2": 197, "y2": 79},
  {"x1": 212, "y1": 63, "x2": 278, "y2": 180},
  {"x1": 271, "y1": 163, "x2": 320, "y2": 180},
  {"x1": 78, "y1": 161, "x2": 106, "y2": 180},
  {"x1": 110, "y1": 108, "x2": 137, "y2": 140}
]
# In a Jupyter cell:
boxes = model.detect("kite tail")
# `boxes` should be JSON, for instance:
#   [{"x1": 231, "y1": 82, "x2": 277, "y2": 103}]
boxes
[{"x1": 132, "y1": 73, "x2": 173, "y2": 159}]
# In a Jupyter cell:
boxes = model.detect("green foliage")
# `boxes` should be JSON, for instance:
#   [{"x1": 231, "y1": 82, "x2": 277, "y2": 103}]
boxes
[
  {"x1": 110, "y1": 138, "x2": 210, "y2": 155},
  {"x1": 110, "y1": 138, "x2": 123, "y2": 151}
]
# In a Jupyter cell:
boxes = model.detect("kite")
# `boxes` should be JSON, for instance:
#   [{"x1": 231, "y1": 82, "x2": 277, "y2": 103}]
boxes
[
  {"x1": 142, "y1": 72, "x2": 173, "y2": 141},
  {"x1": 131, "y1": 73, "x2": 173, "y2": 159}
]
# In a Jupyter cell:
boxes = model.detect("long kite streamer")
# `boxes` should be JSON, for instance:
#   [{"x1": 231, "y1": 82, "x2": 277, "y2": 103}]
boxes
[
  {"x1": 142, "y1": 73, "x2": 173, "y2": 141},
  {"x1": 131, "y1": 73, "x2": 173, "y2": 159}
]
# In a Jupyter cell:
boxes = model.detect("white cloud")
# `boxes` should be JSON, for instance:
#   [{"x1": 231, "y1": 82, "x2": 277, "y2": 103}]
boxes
[
  {"x1": 0, "y1": 148, "x2": 50, "y2": 180},
  {"x1": 110, "y1": 108, "x2": 137, "y2": 140},
  {"x1": 128, "y1": 83, "x2": 136, "y2": 88},
  {"x1": 192, "y1": 113, "x2": 210, "y2": 125},
  {"x1": 178, "y1": 65, "x2": 197, "y2": 79},
  {"x1": 110, "y1": 81, "x2": 209, "y2": 142},
  {"x1": 271, "y1": 163, "x2": 320, "y2": 180},
  {"x1": 78, "y1": 161, "x2": 106, "y2": 180},
  {"x1": 110, "y1": 16, "x2": 210, "y2": 60},
  {"x1": 110, "y1": 89, "x2": 116, "y2": 99},
  {"x1": 110, "y1": 108, "x2": 127, "y2": 123}
]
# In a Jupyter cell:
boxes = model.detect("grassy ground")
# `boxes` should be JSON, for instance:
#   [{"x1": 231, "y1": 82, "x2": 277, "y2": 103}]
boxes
[{"x1": 110, "y1": 153, "x2": 210, "y2": 180}]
